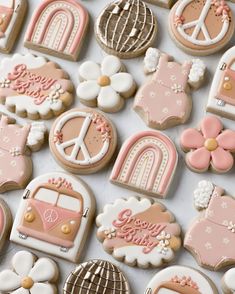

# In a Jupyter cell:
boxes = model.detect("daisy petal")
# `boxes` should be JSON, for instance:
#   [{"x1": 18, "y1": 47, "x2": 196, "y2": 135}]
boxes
[
  {"x1": 12, "y1": 288, "x2": 29, "y2": 294},
  {"x1": 101, "y1": 55, "x2": 122, "y2": 76},
  {"x1": 97, "y1": 86, "x2": 122, "y2": 112},
  {"x1": 29, "y1": 258, "x2": 57, "y2": 282},
  {"x1": 180, "y1": 128, "x2": 204, "y2": 149},
  {"x1": 31, "y1": 283, "x2": 55, "y2": 294},
  {"x1": 186, "y1": 147, "x2": 211, "y2": 171},
  {"x1": 200, "y1": 116, "x2": 222, "y2": 139},
  {"x1": 111, "y1": 73, "x2": 134, "y2": 94},
  {"x1": 0, "y1": 270, "x2": 21, "y2": 291},
  {"x1": 211, "y1": 147, "x2": 234, "y2": 172},
  {"x1": 77, "y1": 81, "x2": 100, "y2": 101},
  {"x1": 78, "y1": 61, "x2": 101, "y2": 80},
  {"x1": 217, "y1": 130, "x2": 235, "y2": 150},
  {"x1": 12, "y1": 251, "x2": 35, "y2": 276}
]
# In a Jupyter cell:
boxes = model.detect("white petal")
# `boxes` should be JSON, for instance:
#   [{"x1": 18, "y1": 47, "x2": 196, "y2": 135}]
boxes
[
  {"x1": 111, "y1": 73, "x2": 134, "y2": 93},
  {"x1": 97, "y1": 86, "x2": 121, "y2": 111},
  {"x1": 101, "y1": 55, "x2": 122, "y2": 76},
  {"x1": 0, "y1": 270, "x2": 21, "y2": 291},
  {"x1": 29, "y1": 258, "x2": 58, "y2": 282},
  {"x1": 12, "y1": 251, "x2": 35, "y2": 276},
  {"x1": 31, "y1": 283, "x2": 55, "y2": 294},
  {"x1": 78, "y1": 61, "x2": 101, "y2": 80},
  {"x1": 12, "y1": 288, "x2": 29, "y2": 294},
  {"x1": 77, "y1": 81, "x2": 100, "y2": 101}
]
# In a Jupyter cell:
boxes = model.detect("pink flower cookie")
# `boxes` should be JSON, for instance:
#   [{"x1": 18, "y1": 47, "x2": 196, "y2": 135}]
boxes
[
  {"x1": 185, "y1": 180, "x2": 235, "y2": 270},
  {"x1": 180, "y1": 116, "x2": 235, "y2": 173}
]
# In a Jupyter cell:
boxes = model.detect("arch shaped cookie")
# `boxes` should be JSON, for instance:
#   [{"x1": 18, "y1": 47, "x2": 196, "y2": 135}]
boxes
[
  {"x1": 0, "y1": 198, "x2": 12, "y2": 252},
  {"x1": 222, "y1": 268, "x2": 235, "y2": 294}
]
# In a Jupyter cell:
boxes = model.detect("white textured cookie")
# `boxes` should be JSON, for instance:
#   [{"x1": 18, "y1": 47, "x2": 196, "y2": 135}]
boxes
[{"x1": 222, "y1": 268, "x2": 235, "y2": 294}]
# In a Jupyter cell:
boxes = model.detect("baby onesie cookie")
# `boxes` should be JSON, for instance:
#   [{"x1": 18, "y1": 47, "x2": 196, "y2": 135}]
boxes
[
  {"x1": 145, "y1": 0, "x2": 176, "y2": 9},
  {"x1": 95, "y1": 0, "x2": 157, "y2": 59},
  {"x1": 0, "y1": 115, "x2": 46, "y2": 193},
  {"x1": 63, "y1": 259, "x2": 130, "y2": 294},
  {"x1": 180, "y1": 116, "x2": 235, "y2": 173},
  {"x1": 185, "y1": 180, "x2": 235, "y2": 270},
  {"x1": 222, "y1": 268, "x2": 235, "y2": 294},
  {"x1": 0, "y1": 198, "x2": 12, "y2": 252},
  {"x1": 169, "y1": 0, "x2": 234, "y2": 56},
  {"x1": 77, "y1": 55, "x2": 136, "y2": 113},
  {"x1": 0, "y1": 53, "x2": 74, "y2": 120},
  {"x1": 49, "y1": 108, "x2": 117, "y2": 174},
  {"x1": 145, "y1": 265, "x2": 218, "y2": 294},
  {"x1": 110, "y1": 130, "x2": 178, "y2": 198},
  {"x1": 0, "y1": 250, "x2": 59, "y2": 293},
  {"x1": 207, "y1": 46, "x2": 235, "y2": 121},
  {"x1": 24, "y1": 0, "x2": 88, "y2": 61},
  {"x1": 10, "y1": 172, "x2": 95, "y2": 263},
  {"x1": 134, "y1": 48, "x2": 206, "y2": 130},
  {"x1": 96, "y1": 196, "x2": 181, "y2": 268}
]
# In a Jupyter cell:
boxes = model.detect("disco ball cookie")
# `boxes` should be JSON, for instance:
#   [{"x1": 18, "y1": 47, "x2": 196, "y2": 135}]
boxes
[
  {"x1": 180, "y1": 116, "x2": 235, "y2": 173},
  {"x1": 185, "y1": 181, "x2": 235, "y2": 270},
  {"x1": 145, "y1": 0, "x2": 176, "y2": 9},
  {"x1": 222, "y1": 268, "x2": 235, "y2": 294},
  {"x1": 169, "y1": 0, "x2": 234, "y2": 56},
  {"x1": 95, "y1": 0, "x2": 157, "y2": 59},
  {"x1": 0, "y1": 250, "x2": 59, "y2": 294},
  {"x1": 0, "y1": 198, "x2": 12, "y2": 252},
  {"x1": 24, "y1": 0, "x2": 89, "y2": 61},
  {"x1": 0, "y1": 54, "x2": 74, "y2": 120},
  {"x1": 77, "y1": 55, "x2": 136, "y2": 113},
  {"x1": 145, "y1": 265, "x2": 218, "y2": 294},
  {"x1": 96, "y1": 196, "x2": 181, "y2": 268},
  {"x1": 63, "y1": 260, "x2": 130, "y2": 294},
  {"x1": 49, "y1": 108, "x2": 117, "y2": 174}
]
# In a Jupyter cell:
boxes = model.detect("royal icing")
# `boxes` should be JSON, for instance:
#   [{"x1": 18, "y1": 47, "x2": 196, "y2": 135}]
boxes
[
  {"x1": 223, "y1": 268, "x2": 235, "y2": 293},
  {"x1": 0, "y1": 250, "x2": 58, "y2": 294},
  {"x1": 144, "y1": 0, "x2": 176, "y2": 9},
  {"x1": 110, "y1": 130, "x2": 178, "y2": 198},
  {"x1": 77, "y1": 55, "x2": 136, "y2": 112},
  {"x1": 10, "y1": 172, "x2": 95, "y2": 263},
  {"x1": 134, "y1": 48, "x2": 205, "y2": 129},
  {"x1": 50, "y1": 108, "x2": 117, "y2": 174},
  {"x1": 96, "y1": 197, "x2": 181, "y2": 268},
  {"x1": 185, "y1": 181, "x2": 235, "y2": 270},
  {"x1": 0, "y1": 54, "x2": 74, "y2": 119},
  {"x1": 180, "y1": 116, "x2": 235, "y2": 173},
  {"x1": 145, "y1": 265, "x2": 216, "y2": 294},
  {"x1": 24, "y1": 0, "x2": 88, "y2": 61},
  {"x1": 95, "y1": 0, "x2": 157, "y2": 58},
  {"x1": 0, "y1": 198, "x2": 12, "y2": 252}
]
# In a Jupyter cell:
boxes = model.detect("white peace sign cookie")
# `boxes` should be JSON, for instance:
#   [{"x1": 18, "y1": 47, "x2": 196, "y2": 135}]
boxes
[
  {"x1": 49, "y1": 108, "x2": 117, "y2": 174},
  {"x1": 169, "y1": 0, "x2": 234, "y2": 55}
]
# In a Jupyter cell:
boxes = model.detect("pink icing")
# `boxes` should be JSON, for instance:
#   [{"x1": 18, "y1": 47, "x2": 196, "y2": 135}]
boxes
[{"x1": 0, "y1": 4, "x2": 14, "y2": 38}]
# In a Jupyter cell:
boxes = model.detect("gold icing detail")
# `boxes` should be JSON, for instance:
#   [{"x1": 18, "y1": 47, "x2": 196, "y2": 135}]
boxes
[
  {"x1": 21, "y1": 277, "x2": 34, "y2": 289},
  {"x1": 223, "y1": 82, "x2": 232, "y2": 90},
  {"x1": 97, "y1": 75, "x2": 111, "y2": 87},
  {"x1": 61, "y1": 224, "x2": 71, "y2": 234},
  {"x1": 24, "y1": 212, "x2": 35, "y2": 223},
  {"x1": 204, "y1": 138, "x2": 218, "y2": 151}
]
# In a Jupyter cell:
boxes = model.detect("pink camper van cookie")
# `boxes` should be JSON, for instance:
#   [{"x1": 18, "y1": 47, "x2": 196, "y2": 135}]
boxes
[
  {"x1": 0, "y1": 198, "x2": 12, "y2": 252},
  {"x1": 10, "y1": 172, "x2": 95, "y2": 263},
  {"x1": 134, "y1": 48, "x2": 206, "y2": 130},
  {"x1": 96, "y1": 196, "x2": 181, "y2": 268},
  {"x1": 185, "y1": 180, "x2": 235, "y2": 270},
  {"x1": 110, "y1": 130, "x2": 178, "y2": 198},
  {"x1": 24, "y1": 0, "x2": 88, "y2": 61}
]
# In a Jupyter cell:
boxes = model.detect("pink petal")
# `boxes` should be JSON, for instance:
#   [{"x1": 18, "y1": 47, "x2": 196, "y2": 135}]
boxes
[
  {"x1": 217, "y1": 130, "x2": 235, "y2": 151},
  {"x1": 180, "y1": 128, "x2": 204, "y2": 149},
  {"x1": 200, "y1": 116, "x2": 223, "y2": 139},
  {"x1": 211, "y1": 147, "x2": 234, "y2": 172},
  {"x1": 186, "y1": 147, "x2": 211, "y2": 171}
]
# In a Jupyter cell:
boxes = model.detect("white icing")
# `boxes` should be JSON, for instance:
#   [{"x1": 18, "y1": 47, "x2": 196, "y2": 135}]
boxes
[
  {"x1": 188, "y1": 59, "x2": 206, "y2": 85},
  {"x1": 224, "y1": 268, "x2": 235, "y2": 291},
  {"x1": 144, "y1": 47, "x2": 161, "y2": 73},
  {"x1": 194, "y1": 180, "x2": 214, "y2": 210},
  {"x1": 27, "y1": 122, "x2": 47, "y2": 151}
]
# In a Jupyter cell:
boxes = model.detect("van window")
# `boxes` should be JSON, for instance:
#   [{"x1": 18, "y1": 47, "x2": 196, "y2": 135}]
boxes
[
  {"x1": 34, "y1": 188, "x2": 58, "y2": 205},
  {"x1": 57, "y1": 194, "x2": 81, "y2": 212}
]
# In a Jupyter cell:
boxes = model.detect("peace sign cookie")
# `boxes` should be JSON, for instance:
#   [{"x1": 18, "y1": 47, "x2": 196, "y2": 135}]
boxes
[
  {"x1": 169, "y1": 0, "x2": 234, "y2": 55},
  {"x1": 49, "y1": 108, "x2": 117, "y2": 174}
]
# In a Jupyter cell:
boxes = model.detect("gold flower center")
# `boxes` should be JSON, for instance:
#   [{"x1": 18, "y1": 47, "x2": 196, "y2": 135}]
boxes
[
  {"x1": 204, "y1": 138, "x2": 218, "y2": 151},
  {"x1": 97, "y1": 75, "x2": 111, "y2": 87},
  {"x1": 21, "y1": 277, "x2": 34, "y2": 289}
]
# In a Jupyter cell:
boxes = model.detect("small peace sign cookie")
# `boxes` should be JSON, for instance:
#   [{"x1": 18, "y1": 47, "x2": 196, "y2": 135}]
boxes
[{"x1": 169, "y1": 0, "x2": 234, "y2": 55}]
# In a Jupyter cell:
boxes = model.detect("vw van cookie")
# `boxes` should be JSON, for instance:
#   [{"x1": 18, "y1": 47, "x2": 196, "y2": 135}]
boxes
[{"x1": 10, "y1": 172, "x2": 96, "y2": 263}]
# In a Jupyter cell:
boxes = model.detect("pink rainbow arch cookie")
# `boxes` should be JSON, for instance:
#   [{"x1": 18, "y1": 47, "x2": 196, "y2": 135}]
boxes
[
  {"x1": 144, "y1": 265, "x2": 218, "y2": 294},
  {"x1": 96, "y1": 196, "x2": 181, "y2": 268},
  {"x1": 185, "y1": 180, "x2": 235, "y2": 270},
  {"x1": 10, "y1": 172, "x2": 96, "y2": 263},
  {"x1": 222, "y1": 268, "x2": 235, "y2": 294},
  {"x1": 0, "y1": 198, "x2": 12, "y2": 252},
  {"x1": 0, "y1": 54, "x2": 74, "y2": 120},
  {"x1": 169, "y1": 0, "x2": 234, "y2": 56},
  {"x1": 24, "y1": 0, "x2": 88, "y2": 61},
  {"x1": 110, "y1": 130, "x2": 178, "y2": 198},
  {"x1": 180, "y1": 116, "x2": 235, "y2": 173}
]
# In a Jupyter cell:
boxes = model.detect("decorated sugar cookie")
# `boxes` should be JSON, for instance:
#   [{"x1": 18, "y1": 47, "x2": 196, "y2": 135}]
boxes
[
  {"x1": 134, "y1": 48, "x2": 206, "y2": 129},
  {"x1": 0, "y1": 115, "x2": 46, "y2": 193},
  {"x1": 145, "y1": 265, "x2": 218, "y2": 294},
  {"x1": 222, "y1": 268, "x2": 235, "y2": 294},
  {"x1": 0, "y1": 198, "x2": 12, "y2": 252},
  {"x1": 49, "y1": 108, "x2": 117, "y2": 174},
  {"x1": 77, "y1": 55, "x2": 136, "y2": 113},
  {"x1": 10, "y1": 172, "x2": 95, "y2": 263},
  {"x1": 63, "y1": 260, "x2": 130, "y2": 294},
  {"x1": 95, "y1": 0, "x2": 157, "y2": 59},
  {"x1": 24, "y1": 0, "x2": 88, "y2": 61},
  {"x1": 180, "y1": 116, "x2": 235, "y2": 173},
  {"x1": 185, "y1": 180, "x2": 235, "y2": 270},
  {"x1": 0, "y1": 54, "x2": 74, "y2": 120},
  {"x1": 110, "y1": 130, "x2": 178, "y2": 198},
  {"x1": 145, "y1": 0, "x2": 176, "y2": 9},
  {"x1": 0, "y1": 250, "x2": 59, "y2": 293},
  {"x1": 96, "y1": 197, "x2": 181, "y2": 268},
  {"x1": 169, "y1": 0, "x2": 234, "y2": 55}
]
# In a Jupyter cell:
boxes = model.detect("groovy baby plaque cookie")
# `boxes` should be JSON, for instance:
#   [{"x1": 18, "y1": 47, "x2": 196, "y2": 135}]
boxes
[
  {"x1": 10, "y1": 172, "x2": 96, "y2": 263},
  {"x1": 96, "y1": 196, "x2": 181, "y2": 268}
]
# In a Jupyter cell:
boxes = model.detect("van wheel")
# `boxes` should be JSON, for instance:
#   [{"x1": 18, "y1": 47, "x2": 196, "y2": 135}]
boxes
[
  {"x1": 19, "y1": 233, "x2": 28, "y2": 240},
  {"x1": 60, "y1": 247, "x2": 69, "y2": 252}
]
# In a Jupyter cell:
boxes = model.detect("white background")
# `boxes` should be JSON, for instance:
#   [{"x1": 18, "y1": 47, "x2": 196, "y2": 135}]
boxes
[{"x1": 0, "y1": 0, "x2": 235, "y2": 293}]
